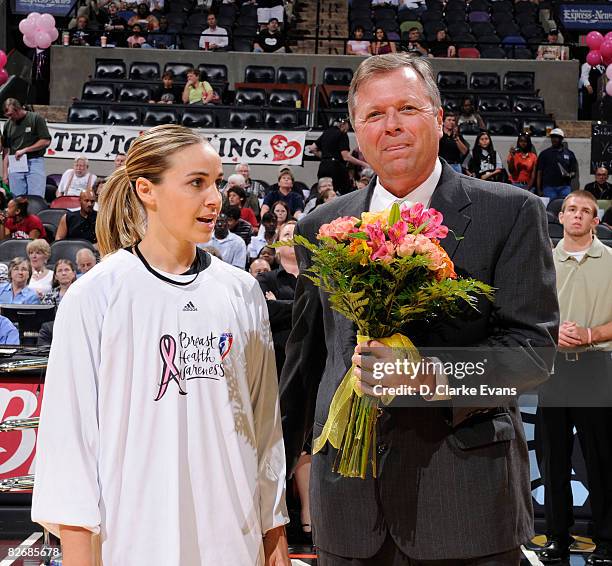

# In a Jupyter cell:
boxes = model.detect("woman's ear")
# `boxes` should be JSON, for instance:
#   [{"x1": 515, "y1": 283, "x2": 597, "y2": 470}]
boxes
[{"x1": 135, "y1": 177, "x2": 157, "y2": 211}]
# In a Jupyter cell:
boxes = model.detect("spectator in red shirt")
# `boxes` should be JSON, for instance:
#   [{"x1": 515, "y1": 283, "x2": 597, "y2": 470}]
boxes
[
  {"x1": 507, "y1": 133, "x2": 538, "y2": 192},
  {"x1": 1, "y1": 197, "x2": 46, "y2": 240}
]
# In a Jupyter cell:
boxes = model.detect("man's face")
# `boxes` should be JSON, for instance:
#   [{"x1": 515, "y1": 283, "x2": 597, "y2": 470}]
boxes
[
  {"x1": 443, "y1": 115, "x2": 456, "y2": 131},
  {"x1": 77, "y1": 17, "x2": 88, "y2": 29},
  {"x1": 595, "y1": 168, "x2": 609, "y2": 185},
  {"x1": 55, "y1": 262, "x2": 76, "y2": 286},
  {"x1": 550, "y1": 135, "x2": 562, "y2": 148},
  {"x1": 236, "y1": 164, "x2": 249, "y2": 179},
  {"x1": 80, "y1": 191, "x2": 96, "y2": 215},
  {"x1": 278, "y1": 174, "x2": 293, "y2": 190},
  {"x1": 268, "y1": 19, "x2": 279, "y2": 32},
  {"x1": 559, "y1": 196, "x2": 599, "y2": 238},
  {"x1": 408, "y1": 30, "x2": 419, "y2": 42},
  {"x1": 352, "y1": 68, "x2": 443, "y2": 188},
  {"x1": 77, "y1": 253, "x2": 95, "y2": 273},
  {"x1": 249, "y1": 259, "x2": 270, "y2": 277},
  {"x1": 163, "y1": 76, "x2": 173, "y2": 88},
  {"x1": 109, "y1": 3, "x2": 117, "y2": 14},
  {"x1": 3, "y1": 105, "x2": 18, "y2": 121},
  {"x1": 114, "y1": 154, "x2": 126, "y2": 168},
  {"x1": 227, "y1": 217, "x2": 238, "y2": 230},
  {"x1": 318, "y1": 179, "x2": 333, "y2": 193},
  {"x1": 228, "y1": 192, "x2": 241, "y2": 206},
  {"x1": 74, "y1": 160, "x2": 88, "y2": 177},
  {"x1": 262, "y1": 218, "x2": 277, "y2": 233},
  {"x1": 215, "y1": 215, "x2": 229, "y2": 239},
  {"x1": 207, "y1": 14, "x2": 216, "y2": 27}
]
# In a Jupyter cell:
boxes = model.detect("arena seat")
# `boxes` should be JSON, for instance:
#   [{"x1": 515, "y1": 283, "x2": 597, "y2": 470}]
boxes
[
  {"x1": 232, "y1": 37, "x2": 253, "y2": 52},
  {"x1": 546, "y1": 199, "x2": 564, "y2": 216},
  {"x1": 458, "y1": 48, "x2": 480, "y2": 59},
  {"x1": 235, "y1": 88, "x2": 267, "y2": 106},
  {"x1": 268, "y1": 89, "x2": 301, "y2": 108},
  {"x1": 51, "y1": 196, "x2": 80, "y2": 209},
  {"x1": 513, "y1": 96, "x2": 545, "y2": 114},
  {"x1": 477, "y1": 94, "x2": 511, "y2": 113},
  {"x1": 0, "y1": 239, "x2": 31, "y2": 262},
  {"x1": 322, "y1": 68, "x2": 353, "y2": 86},
  {"x1": 441, "y1": 95, "x2": 463, "y2": 114},
  {"x1": 49, "y1": 240, "x2": 96, "y2": 266},
  {"x1": 480, "y1": 46, "x2": 507, "y2": 59},
  {"x1": 596, "y1": 225, "x2": 612, "y2": 240},
  {"x1": 504, "y1": 71, "x2": 535, "y2": 92},
  {"x1": 244, "y1": 65, "x2": 276, "y2": 83},
  {"x1": 164, "y1": 62, "x2": 193, "y2": 81},
  {"x1": 436, "y1": 72, "x2": 467, "y2": 90},
  {"x1": 264, "y1": 110, "x2": 299, "y2": 130},
  {"x1": 129, "y1": 62, "x2": 160, "y2": 80},
  {"x1": 198, "y1": 64, "x2": 228, "y2": 82},
  {"x1": 25, "y1": 196, "x2": 49, "y2": 216},
  {"x1": 277, "y1": 67, "x2": 307, "y2": 84},
  {"x1": 38, "y1": 209, "x2": 69, "y2": 231},
  {"x1": 142, "y1": 107, "x2": 179, "y2": 126},
  {"x1": 470, "y1": 72, "x2": 500, "y2": 91},
  {"x1": 522, "y1": 119, "x2": 555, "y2": 137},
  {"x1": 94, "y1": 59, "x2": 126, "y2": 79},
  {"x1": 181, "y1": 108, "x2": 217, "y2": 128},
  {"x1": 118, "y1": 85, "x2": 152, "y2": 103},
  {"x1": 485, "y1": 117, "x2": 519, "y2": 136},
  {"x1": 82, "y1": 82, "x2": 115, "y2": 102},
  {"x1": 547, "y1": 222, "x2": 564, "y2": 239},
  {"x1": 229, "y1": 110, "x2": 261, "y2": 129},
  {"x1": 105, "y1": 106, "x2": 141, "y2": 126},
  {"x1": 68, "y1": 105, "x2": 103, "y2": 124}
]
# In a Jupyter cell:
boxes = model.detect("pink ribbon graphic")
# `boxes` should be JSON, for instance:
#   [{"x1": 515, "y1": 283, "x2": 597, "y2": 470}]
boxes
[{"x1": 155, "y1": 334, "x2": 186, "y2": 401}]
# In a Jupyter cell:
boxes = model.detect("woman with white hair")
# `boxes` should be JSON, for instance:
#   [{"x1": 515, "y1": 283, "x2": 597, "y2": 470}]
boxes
[{"x1": 56, "y1": 157, "x2": 97, "y2": 197}]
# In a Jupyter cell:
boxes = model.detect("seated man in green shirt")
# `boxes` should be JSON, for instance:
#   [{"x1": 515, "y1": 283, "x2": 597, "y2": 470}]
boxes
[{"x1": 181, "y1": 68, "x2": 214, "y2": 105}]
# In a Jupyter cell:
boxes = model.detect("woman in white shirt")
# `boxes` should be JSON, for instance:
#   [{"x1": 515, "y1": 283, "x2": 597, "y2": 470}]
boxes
[
  {"x1": 32, "y1": 125, "x2": 290, "y2": 566},
  {"x1": 26, "y1": 239, "x2": 53, "y2": 298},
  {"x1": 56, "y1": 156, "x2": 97, "y2": 197},
  {"x1": 346, "y1": 26, "x2": 371, "y2": 56}
]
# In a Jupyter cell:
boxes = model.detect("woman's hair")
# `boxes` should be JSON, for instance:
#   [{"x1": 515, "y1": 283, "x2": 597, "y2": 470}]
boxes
[
  {"x1": 353, "y1": 25, "x2": 364, "y2": 36},
  {"x1": 471, "y1": 130, "x2": 497, "y2": 173},
  {"x1": 316, "y1": 188, "x2": 336, "y2": 205},
  {"x1": 226, "y1": 185, "x2": 247, "y2": 204},
  {"x1": 26, "y1": 239, "x2": 51, "y2": 259},
  {"x1": 374, "y1": 27, "x2": 388, "y2": 41},
  {"x1": 271, "y1": 200, "x2": 293, "y2": 222},
  {"x1": 96, "y1": 124, "x2": 209, "y2": 256},
  {"x1": 8, "y1": 257, "x2": 32, "y2": 281},
  {"x1": 14, "y1": 196, "x2": 29, "y2": 218},
  {"x1": 516, "y1": 132, "x2": 536, "y2": 154},
  {"x1": 52, "y1": 259, "x2": 77, "y2": 288}
]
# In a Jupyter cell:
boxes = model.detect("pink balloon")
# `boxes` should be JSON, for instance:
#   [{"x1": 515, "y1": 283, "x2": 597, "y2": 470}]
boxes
[
  {"x1": 23, "y1": 34, "x2": 37, "y2": 48},
  {"x1": 586, "y1": 50, "x2": 602, "y2": 66},
  {"x1": 18, "y1": 18, "x2": 36, "y2": 35},
  {"x1": 48, "y1": 27, "x2": 59, "y2": 42},
  {"x1": 586, "y1": 31, "x2": 604, "y2": 50},
  {"x1": 0, "y1": 50, "x2": 6, "y2": 69},
  {"x1": 601, "y1": 40, "x2": 612, "y2": 59},
  {"x1": 606, "y1": 32, "x2": 612, "y2": 42},
  {"x1": 34, "y1": 31, "x2": 52, "y2": 49},
  {"x1": 0, "y1": 69, "x2": 8, "y2": 86},
  {"x1": 26, "y1": 12, "x2": 41, "y2": 23},
  {"x1": 39, "y1": 13, "x2": 55, "y2": 30},
  {"x1": 607, "y1": 65, "x2": 612, "y2": 80},
  {"x1": 604, "y1": 52, "x2": 612, "y2": 67},
  {"x1": 606, "y1": 81, "x2": 612, "y2": 97}
]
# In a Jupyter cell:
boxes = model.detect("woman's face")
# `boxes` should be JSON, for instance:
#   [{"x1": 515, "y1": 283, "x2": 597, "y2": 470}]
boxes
[
  {"x1": 354, "y1": 28, "x2": 363, "y2": 39},
  {"x1": 436, "y1": 30, "x2": 446, "y2": 41},
  {"x1": 132, "y1": 25, "x2": 142, "y2": 34},
  {"x1": 518, "y1": 137, "x2": 528, "y2": 150},
  {"x1": 6, "y1": 200, "x2": 16, "y2": 217},
  {"x1": 140, "y1": 142, "x2": 222, "y2": 245},
  {"x1": 277, "y1": 223, "x2": 296, "y2": 262},
  {"x1": 74, "y1": 159, "x2": 88, "y2": 177},
  {"x1": 137, "y1": 3, "x2": 147, "y2": 15},
  {"x1": 56, "y1": 263, "x2": 76, "y2": 287},
  {"x1": 228, "y1": 192, "x2": 241, "y2": 207},
  {"x1": 375, "y1": 28, "x2": 384, "y2": 41},
  {"x1": 478, "y1": 134, "x2": 491, "y2": 149},
  {"x1": 28, "y1": 249, "x2": 47, "y2": 269},
  {"x1": 324, "y1": 190, "x2": 337, "y2": 203},
  {"x1": 273, "y1": 204, "x2": 288, "y2": 223},
  {"x1": 10, "y1": 262, "x2": 29, "y2": 286}
]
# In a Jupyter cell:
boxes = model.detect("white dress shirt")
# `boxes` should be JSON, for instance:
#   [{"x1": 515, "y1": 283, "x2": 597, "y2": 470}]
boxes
[{"x1": 369, "y1": 159, "x2": 442, "y2": 212}]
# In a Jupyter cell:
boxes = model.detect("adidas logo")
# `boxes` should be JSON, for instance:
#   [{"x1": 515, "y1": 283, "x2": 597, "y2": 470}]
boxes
[{"x1": 183, "y1": 301, "x2": 198, "y2": 312}]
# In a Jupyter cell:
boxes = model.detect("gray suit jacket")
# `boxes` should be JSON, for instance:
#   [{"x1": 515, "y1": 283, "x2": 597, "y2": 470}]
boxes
[{"x1": 279, "y1": 163, "x2": 559, "y2": 560}]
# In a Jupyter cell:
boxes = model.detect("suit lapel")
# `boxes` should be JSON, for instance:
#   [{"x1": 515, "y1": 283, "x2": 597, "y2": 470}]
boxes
[{"x1": 429, "y1": 164, "x2": 472, "y2": 260}]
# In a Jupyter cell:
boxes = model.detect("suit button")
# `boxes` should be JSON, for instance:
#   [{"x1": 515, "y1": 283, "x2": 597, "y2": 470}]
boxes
[{"x1": 377, "y1": 443, "x2": 388, "y2": 455}]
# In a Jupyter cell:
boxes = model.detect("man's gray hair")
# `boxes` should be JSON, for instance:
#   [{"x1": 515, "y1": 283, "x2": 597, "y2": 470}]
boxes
[
  {"x1": 74, "y1": 156, "x2": 89, "y2": 166},
  {"x1": 348, "y1": 54, "x2": 441, "y2": 123},
  {"x1": 3, "y1": 98, "x2": 23, "y2": 112},
  {"x1": 318, "y1": 177, "x2": 333, "y2": 188},
  {"x1": 76, "y1": 248, "x2": 96, "y2": 261},
  {"x1": 227, "y1": 173, "x2": 246, "y2": 187},
  {"x1": 235, "y1": 162, "x2": 250, "y2": 172}
]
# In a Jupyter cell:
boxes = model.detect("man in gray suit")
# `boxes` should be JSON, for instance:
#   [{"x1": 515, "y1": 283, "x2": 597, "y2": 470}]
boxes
[{"x1": 280, "y1": 54, "x2": 559, "y2": 565}]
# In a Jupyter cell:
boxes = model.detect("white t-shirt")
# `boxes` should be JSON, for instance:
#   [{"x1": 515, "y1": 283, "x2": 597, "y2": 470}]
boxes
[
  {"x1": 28, "y1": 270, "x2": 53, "y2": 296},
  {"x1": 32, "y1": 250, "x2": 288, "y2": 566},
  {"x1": 57, "y1": 169, "x2": 97, "y2": 197}
]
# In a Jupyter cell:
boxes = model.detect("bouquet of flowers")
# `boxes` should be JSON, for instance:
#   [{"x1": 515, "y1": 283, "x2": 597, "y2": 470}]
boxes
[{"x1": 277, "y1": 202, "x2": 494, "y2": 479}]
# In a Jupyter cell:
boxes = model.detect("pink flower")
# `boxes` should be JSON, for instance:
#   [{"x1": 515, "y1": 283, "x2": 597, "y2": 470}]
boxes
[
  {"x1": 318, "y1": 216, "x2": 359, "y2": 241},
  {"x1": 371, "y1": 241, "x2": 395, "y2": 262},
  {"x1": 365, "y1": 221, "x2": 386, "y2": 250},
  {"x1": 414, "y1": 234, "x2": 433, "y2": 255},
  {"x1": 400, "y1": 203, "x2": 449, "y2": 240},
  {"x1": 425, "y1": 245, "x2": 447, "y2": 270},
  {"x1": 388, "y1": 220, "x2": 408, "y2": 245},
  {"x1": 397, "y1": 234, "x2": 417, "y2": 257}
]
